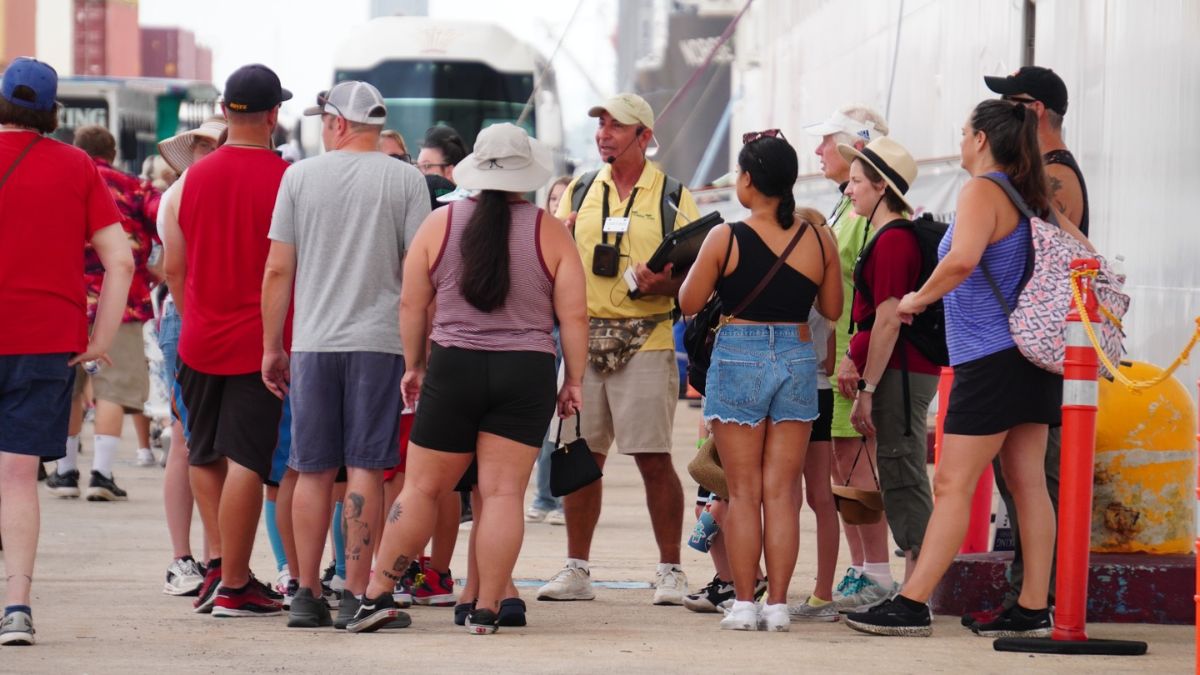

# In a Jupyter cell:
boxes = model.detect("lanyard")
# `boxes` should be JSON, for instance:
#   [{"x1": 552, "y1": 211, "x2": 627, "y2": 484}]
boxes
[{"x1": 601, "y1": 182, "x2": 639, "y2": 248}]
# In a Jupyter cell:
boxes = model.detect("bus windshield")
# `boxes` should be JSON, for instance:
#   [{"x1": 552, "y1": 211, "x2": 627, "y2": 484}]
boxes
[{"x1": 335, "y1": 61, "x2": 535, "y2": 148}]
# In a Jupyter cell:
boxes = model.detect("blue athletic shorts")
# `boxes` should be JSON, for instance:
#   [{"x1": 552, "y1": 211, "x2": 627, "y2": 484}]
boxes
[
  {"x1": 267, "y1": 397, "x2": 292, "y2": 486},
  {"x1": 0, "y1": 353, "x2": 75, "y2": 459},
  {"x1": 702, "y1": 324, "x2": 819, "y2": 427}
]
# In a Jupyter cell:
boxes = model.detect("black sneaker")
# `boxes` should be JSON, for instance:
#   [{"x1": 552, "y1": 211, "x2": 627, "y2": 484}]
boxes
[
  {"x1": 37, "y1": 462, "x2": 47, "y2": 482},
  {"x1": 47, "y1": 469, "x2": 81, "y2": 498},
  {"x1": 334, "y1": 592, "x2": 359, "y2": 630},
  {"x1": 85, "y1": 471, "x2": 127, "y2": 501},
  {"x1": 251, "y1": 575, "x2": 284, "y2": 602},
  {"x1": 497, "y1": 597, "x2": 527, "y2": 627},
  {"x1": 972, "y1": 604, "x2": 1052, "y2": 638},
  {"x1": 466, "y1": 607, "x2": 499, "y2": 635},
  {"x1": 287, "y1": 587, "x2": 333, "y2": 628},
  {"x1": 683, "y1": 575, "x2": 734, "y2": 613},
  {"x1": 346, "y1": 593, "x2": 411, "y2": 634},
  {"x1": 845, "y1": 596, "x2": 932, "y2": 637},
  {"x1": 454, "y1": 601, "x2": 475, "y2": 626}
]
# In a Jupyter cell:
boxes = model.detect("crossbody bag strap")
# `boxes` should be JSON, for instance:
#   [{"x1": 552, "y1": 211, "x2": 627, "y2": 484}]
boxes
[
  {"x1": 728, "y1": 221, "x2": 809, "y2": 319},
  {"x1": 0, "y1": 135, "x2": 42, "y2": 194}
]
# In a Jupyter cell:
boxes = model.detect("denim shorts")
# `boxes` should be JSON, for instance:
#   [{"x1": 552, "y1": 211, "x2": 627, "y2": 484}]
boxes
[{"x1": 702, "y1": 324, "x2": 819, "y2": 426}]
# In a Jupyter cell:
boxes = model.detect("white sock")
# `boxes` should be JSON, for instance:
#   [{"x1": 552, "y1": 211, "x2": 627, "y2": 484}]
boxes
[
  {"x1": 863, "y1": 562, "x2": 894, "y2": 587},
  {"x1": 59, "y1": 435, "x2": 80, "y2": 473},
  {"x1": 851, "y1": 564, "x2": 864, "y2": 575},
  {"x1": 138, "y1": 446, "x2": 152, "y2": 455},
  {"x1": 93, "y1": 434, "x2": 120, "y2": 478},
  {"x1": 566, "y1": 558, "x2": 590, "y2": 571},
  {"x1": 656, "y1": 562, "x2": 681, "y2": 574}
]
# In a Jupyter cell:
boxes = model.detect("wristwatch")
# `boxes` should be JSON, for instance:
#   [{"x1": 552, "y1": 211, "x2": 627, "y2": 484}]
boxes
[{"x1": 857, "y1": 379, "x2": 877, "y2": 394}]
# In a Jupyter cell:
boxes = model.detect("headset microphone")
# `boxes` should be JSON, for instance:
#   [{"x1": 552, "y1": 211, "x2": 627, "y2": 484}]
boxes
[{"x1": 604, "y1": 127, "x2": 647, "y2": 164}]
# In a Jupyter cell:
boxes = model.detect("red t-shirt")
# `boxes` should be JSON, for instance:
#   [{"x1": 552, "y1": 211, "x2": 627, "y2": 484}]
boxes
[
  {"x1": 0, "y1": 131, "x2": 122, "y2": 356},
  {"x1": 176, "y1": 146, "x2": 290, "y2": 375},
  {"x1": 849, "y1": 223, "x2": 939, "y2": 376}
]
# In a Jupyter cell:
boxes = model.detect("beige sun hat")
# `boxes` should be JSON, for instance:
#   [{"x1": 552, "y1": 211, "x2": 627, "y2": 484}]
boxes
[
  {"x1": 452, "y1": 123, "x2": 553, "y2": 193},
  {"x1": 837, "y1": 136, "x2": 918, "y2": 212},
  {"x1": 157, "y1": 118, "x2": 227, "y2": 174}
]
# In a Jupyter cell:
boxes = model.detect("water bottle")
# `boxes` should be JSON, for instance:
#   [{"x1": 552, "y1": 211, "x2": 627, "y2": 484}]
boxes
[
  {"x1": 1110, "y1": 254, "x2": 1126, "y2": 284},
  {"x1": 83, "y1": 360, "x2": 102, "y2": 375}
]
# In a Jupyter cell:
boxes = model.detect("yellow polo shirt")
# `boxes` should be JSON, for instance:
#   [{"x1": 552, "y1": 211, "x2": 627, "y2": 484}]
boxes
[{"x1": 557, "y1": 162, "x2": 700, "y2": 351}]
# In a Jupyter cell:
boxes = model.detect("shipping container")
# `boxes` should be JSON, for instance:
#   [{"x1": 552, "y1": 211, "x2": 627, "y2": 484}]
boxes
[
  {"x1": 2, "y1": 0, "x2": 39, "y2": 67},
  {"x1": 140, "y1": 26, "x2": 196, "y2": 79},
  {"x1": 73, "y1": 0, "x2": 138, "y2": 77}
]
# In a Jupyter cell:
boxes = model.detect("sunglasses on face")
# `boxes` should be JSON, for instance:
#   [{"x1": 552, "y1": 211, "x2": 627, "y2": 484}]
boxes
[{"x1": 742, "y1": 128, "x2": 786, "y2": 145}]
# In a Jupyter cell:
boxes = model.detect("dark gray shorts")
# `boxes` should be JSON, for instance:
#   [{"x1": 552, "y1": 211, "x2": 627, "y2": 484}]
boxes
[{"x1": 288, "y1": 351, "x2": 404, "y2": 472}]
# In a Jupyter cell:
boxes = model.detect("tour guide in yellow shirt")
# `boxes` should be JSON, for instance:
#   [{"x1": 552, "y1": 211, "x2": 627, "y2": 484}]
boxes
[{"x1": 539, "y1": 93, "x2": 698, "y2": 605}]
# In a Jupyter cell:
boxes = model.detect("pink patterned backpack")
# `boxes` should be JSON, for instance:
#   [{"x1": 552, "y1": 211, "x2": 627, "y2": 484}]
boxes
[{"x1": 979, "y1": 174, "x2": 1128, "y2": 376}]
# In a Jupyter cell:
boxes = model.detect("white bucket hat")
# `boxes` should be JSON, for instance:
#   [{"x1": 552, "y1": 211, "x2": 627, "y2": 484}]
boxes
[
  {"x1": 157, "y1": 118, "x2": 226, "y2": 173},
  {"x1": 452, "y1": 123, "x2": 553, "y2": 193},
  {"x1": 837, "y1": 136, "x2": 918, "y2": 212}
]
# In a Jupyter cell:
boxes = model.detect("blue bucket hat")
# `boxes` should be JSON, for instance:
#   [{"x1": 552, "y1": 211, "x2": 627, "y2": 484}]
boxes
[{"x1": 1, "y1": 57, "x2": 59, "y2": 111}]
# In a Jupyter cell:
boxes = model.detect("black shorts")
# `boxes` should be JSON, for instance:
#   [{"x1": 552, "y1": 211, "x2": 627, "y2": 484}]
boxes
[
  {"x1": 944, "y1": 347, "x2": 1062, "y2": 436},
  {"x1": 410, "y1": 343, "x2": 556, "y2": 454},
  {"x1": 177, "y1": 362, "x2": 283, "y2": 482},
  {"x1": 809, "y1": 388, "x2": 834, "y2": 443}
]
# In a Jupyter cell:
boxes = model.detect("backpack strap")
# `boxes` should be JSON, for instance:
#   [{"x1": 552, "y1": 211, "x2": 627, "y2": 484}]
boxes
[
  {"x1": 569, "y1": 169, "x2": 601, "y2": 216},
  {"x1": 660, "y1": 175, "x2": 683, "y2": 239},
  {"x1": 979, "y1": 173, "x2": 1059, "y2": 226}
]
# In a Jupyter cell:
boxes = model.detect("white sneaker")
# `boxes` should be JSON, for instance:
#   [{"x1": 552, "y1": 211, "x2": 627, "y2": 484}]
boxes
[
  {"x1": 545, "y1": 508, "x2": 566, "y2": 526},
  {"x1": 136, "y1": 447, "x2": 157, "y2": 467},
  {"x1": 788, "y1": 598, "x2": 840, "y2": 622},
  {"x1": 273, "y1": 568, "x2": 291, "y2": 596},
  {"x1": 525, "y1": 505, "x2": 549, "y2": 523},
  {"x1": 652, "y1": 566, "x2": 688, "y2": 605},
  {"x1": 537, "y1": 563, "x2": 595, "y2": 601},
  {"x1": 719, "y1": 600, "x2": 758, "y2": 631},
  {"x1": 163, "y1": 556, "x2": 205, "y2": 596},
  {"x1": 759, "y1": 603, "x2": 790, "y2": 632}
]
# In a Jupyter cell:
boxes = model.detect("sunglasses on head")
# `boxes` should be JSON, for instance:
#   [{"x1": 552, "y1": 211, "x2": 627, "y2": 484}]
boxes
[
  {"x1": 315, "y1": 90, "x2": 345, "y2": 118},
  {"x1": 742, "y1": 128, "x2": 786, "y2": 145}
]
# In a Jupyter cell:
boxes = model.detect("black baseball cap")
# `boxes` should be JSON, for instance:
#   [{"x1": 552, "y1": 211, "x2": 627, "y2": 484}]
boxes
[
  {"x1": 223, "y1": 64, "x2": 292, "y2": 113},
  {"x1": 984, "y1": 66, "x2": 1068, "y2": 116}
]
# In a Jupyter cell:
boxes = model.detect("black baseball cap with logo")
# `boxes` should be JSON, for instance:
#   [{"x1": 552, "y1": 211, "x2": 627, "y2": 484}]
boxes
[
  {"x1": 984, "y1": 66, "x2": 1068, "y2": 116},
  {"x1": 222, "y1": 64, "x2": 292, "y2": 113}
]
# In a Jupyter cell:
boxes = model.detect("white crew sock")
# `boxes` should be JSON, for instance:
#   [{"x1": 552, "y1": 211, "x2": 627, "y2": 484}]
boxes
[
  {"x1": 851, "y1": 564, "x2": 864, "y2": 574},
  {"x1": 93, "y1": 434, "x2": 120, "y2": 478},
  {"x1": 566, "y1": 558, "x2": 590, "y2": 571},
  {"x1": 863, "y1": 562, "x2": 894, "y2": 588},
  {"x1": 59, "y1": 435, "x2": 80, "y2": 474},
  {"x1": 657, "y1": 562, "x2": 681, "y2": 574}
]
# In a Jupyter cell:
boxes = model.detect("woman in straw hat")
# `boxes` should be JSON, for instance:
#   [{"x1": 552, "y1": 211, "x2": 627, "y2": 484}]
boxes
[
  {"x1": 347, "y1": 123, "x2": 587, "y2": 635},
  {"x1": 846, "y1": 99, "x2": 1090, "y2": 638},
  {"x1": 680, "y1": 131, "x2": 842, "y2": 632},
  {"x1": 836, "y1": 137, "x2": 938, "y2": 595}
]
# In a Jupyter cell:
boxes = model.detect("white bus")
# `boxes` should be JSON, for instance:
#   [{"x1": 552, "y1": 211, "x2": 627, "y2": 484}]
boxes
[
  {"x1": 331, "y1": 17, "x2": 566, "y2": 172},
  {"x1": 53, "y1": 77, "x2": 219, "y2": 174}
]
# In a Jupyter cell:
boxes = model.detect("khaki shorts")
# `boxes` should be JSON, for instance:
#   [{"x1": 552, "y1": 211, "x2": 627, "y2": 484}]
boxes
[
  {"x1": 91, "y1": 322, "x2": 150, "y2": 413},
  {"x1": 564, "y1": 348, "x2": 678, "y2": 455},
  {"x1": 873, "y1": 367, "x2": 937, "y2": 557}
]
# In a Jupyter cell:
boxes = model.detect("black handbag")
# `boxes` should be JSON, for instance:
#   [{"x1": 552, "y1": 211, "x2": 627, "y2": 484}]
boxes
[
  {"x1": 549, "y1": 415, "x2": 602, "y2": 497},
  {"x1": 684, "y1": 221, "x2": 810, "y2": 395}
]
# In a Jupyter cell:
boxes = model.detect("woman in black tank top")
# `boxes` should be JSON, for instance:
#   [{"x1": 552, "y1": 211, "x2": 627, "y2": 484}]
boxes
[{"x1": 680, "y1": 133, "x2": 841, "y2": 631}]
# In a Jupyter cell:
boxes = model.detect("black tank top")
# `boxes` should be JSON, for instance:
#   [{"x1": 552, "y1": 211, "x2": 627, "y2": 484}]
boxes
[
  {"x1": 1044, "y1": 149, "x2": 1090, "y2": 237},
  {"x1": 716, "y1": 221, "x2": 820, "y2": 323}
]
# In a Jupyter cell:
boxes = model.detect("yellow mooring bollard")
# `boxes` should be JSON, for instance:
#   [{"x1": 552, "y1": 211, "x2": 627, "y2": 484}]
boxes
[{"x1": 1094, "y1": 360, "x2": 1198, "y2": 554}]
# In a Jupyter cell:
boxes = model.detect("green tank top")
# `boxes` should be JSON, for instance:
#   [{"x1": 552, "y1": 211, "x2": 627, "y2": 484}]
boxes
[{"x1": 829, "y1": 195, "x2": 874, "y2": 374}]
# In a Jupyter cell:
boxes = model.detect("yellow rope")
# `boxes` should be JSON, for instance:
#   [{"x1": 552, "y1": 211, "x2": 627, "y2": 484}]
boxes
[{"x1": 1070, "y1": 268, "x2": 1200, "y2": 391}]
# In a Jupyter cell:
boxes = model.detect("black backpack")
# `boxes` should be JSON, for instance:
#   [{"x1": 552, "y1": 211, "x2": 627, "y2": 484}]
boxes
[
  {"x1": 569, "y1": 169, "x2": 684, "y2": 241},
  {"x1": 852, "y1": 214, "x2": 950, "y2": 435}
]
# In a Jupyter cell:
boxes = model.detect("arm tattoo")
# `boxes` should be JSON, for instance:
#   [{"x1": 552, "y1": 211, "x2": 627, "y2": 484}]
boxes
[{"x1": 387, "y1": 501, "x2": 403, "y2": 524}]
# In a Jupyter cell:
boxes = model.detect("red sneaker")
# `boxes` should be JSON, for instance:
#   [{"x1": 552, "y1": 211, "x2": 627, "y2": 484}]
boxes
[
  {"x1": 211, "y1": 582, "x2": 283, "y2": 617},
  {"x1": 960, "y1": 604, "x2": 1006, "y2": 628},
  {"x1": 413, "y1": 565, "x2": 456, "y2": 606},
  {"x1": 192, "y1": 564, "x2": 222, "y2": 614}
]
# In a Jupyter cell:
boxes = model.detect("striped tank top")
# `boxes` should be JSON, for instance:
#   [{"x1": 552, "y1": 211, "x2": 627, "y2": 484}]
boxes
[
  {"x1": 429, "y1": 198, "x2": 556, "y2": 354},
  {"x1": 939, "y1": 172, "x2": 1031, "y2": 365}
]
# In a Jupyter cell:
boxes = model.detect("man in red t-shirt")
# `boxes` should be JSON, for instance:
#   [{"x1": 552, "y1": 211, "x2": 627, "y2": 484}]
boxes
[
  {"x1": 162, "y1": 63, "x2": 292, "y2": 619},
  {"x1": 44, "y1": 125, "x2": 161, "y2": 502},
  {"x1": 0, "y1": 58, "x2": 133, "y2": 646}
]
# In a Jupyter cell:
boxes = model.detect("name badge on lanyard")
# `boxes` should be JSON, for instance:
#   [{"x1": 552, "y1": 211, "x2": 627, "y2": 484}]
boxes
[{"x1": 603, "y1": 217, "x2": 631, "y2": 234}]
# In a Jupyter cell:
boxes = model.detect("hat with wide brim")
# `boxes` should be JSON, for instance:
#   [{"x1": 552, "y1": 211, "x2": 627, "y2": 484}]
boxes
[
  {"x1": 157, "y1": 119, "x2": 227, "y2": 174},
  {"x1": 831, "y1": 485, "x2": 885, "y2": 525},
  {"x1": 837, "y1": 136, "x2": 917, "y2": 212},
  {"x1": 687, "y1": 437, "x2": 727, "y2": 500},
  {"x1": 452, "y1": 123, "x2": 553, "y2": 193}
]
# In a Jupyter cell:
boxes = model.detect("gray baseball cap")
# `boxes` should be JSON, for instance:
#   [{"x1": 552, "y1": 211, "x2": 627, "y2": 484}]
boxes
[{"x1": 304, "y1": 81, "x2": 387, "y2": 125}]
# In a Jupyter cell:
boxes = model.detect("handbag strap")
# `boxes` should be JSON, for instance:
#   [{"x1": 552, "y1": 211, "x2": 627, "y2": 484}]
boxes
[
  {"x1": 554, "y1": 413, "x2": 582, "y2": 447},
  {"x1": 727, "y1": 220, "x2": 810, "y2": 319},
  {"x1": 843, "y1": 438, "x2": 881, "y2": 490},
  {"x1": 0, "y1": 135, "x2": 42, "y2": 194}
]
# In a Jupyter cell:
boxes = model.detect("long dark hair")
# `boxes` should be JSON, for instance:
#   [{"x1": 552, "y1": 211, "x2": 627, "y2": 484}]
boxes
[
  {"x1": 458, "y1": 190, "x2": 512, "y2": 312},
  {"x1": 971, "y1": 99, "x2": 1049, "y2": 215},
  {"x1": 738, "y1": 136, "x2": 799, "y2": 228}
]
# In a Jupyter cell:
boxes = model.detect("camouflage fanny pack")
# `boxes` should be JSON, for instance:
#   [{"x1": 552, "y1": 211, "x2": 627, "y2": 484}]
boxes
[{"x1": 587, "y1": 313, "x2": 672, "y2": 374}]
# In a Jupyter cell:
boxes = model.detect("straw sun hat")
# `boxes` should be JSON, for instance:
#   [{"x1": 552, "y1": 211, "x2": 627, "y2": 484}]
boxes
[
  {"x1": 157, "y1": 118, "x2": 227, "y2": 174},
  {"x1": 837, "y1": 136, "x2": 918, "y2": 212}
]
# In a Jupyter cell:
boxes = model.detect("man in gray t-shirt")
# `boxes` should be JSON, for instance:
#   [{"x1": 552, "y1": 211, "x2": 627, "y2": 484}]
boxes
[{"x1": 260, "y1": 80, "x2": 430, "y2": 629}]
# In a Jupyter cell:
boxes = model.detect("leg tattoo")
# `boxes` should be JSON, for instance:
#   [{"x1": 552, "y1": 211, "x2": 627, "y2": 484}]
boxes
[
  {"x1": 387, "y1": 501, "x2": 403, "y2": 524},
  {"x1": 344, "y1": 492, "x2": 370, "y2": 562}
]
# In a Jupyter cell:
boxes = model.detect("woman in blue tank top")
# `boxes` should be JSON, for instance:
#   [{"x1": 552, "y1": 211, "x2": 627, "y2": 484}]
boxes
[
  {"x1": 846, "y1": 99, "x2": 1086, "y2": 639},
  {"x1": 680, "y1": 133, "x2": 841, "y2": 632}
]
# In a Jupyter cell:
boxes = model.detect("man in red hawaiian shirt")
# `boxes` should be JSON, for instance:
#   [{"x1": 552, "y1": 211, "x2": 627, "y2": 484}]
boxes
[{"x1": 45, "y1": 125, "x2": 160, "y2": 502}]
